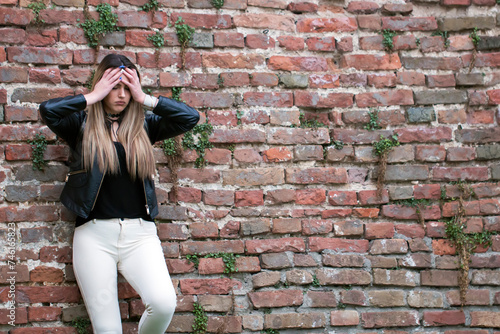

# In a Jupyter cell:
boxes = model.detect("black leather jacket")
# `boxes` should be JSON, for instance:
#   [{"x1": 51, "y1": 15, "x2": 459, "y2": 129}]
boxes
[{"x1": 39, "y1": 94, "x2": 200, "y2": 219}]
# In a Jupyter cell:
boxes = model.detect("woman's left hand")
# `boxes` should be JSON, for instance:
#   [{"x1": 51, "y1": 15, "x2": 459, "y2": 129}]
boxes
[{"x1": 121, "y1": 68, "x2": 147, "y2": 104}]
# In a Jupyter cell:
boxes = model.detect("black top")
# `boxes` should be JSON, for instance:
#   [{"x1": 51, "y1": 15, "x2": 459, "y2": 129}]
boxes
[{"x1": 75, "y1": 141, "x2": 153, "y2": 226}]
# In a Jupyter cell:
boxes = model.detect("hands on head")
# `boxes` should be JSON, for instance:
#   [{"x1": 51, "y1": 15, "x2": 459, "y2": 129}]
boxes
[{"x1": 84, "y1": 67, "x2": 146, "y2": 106}]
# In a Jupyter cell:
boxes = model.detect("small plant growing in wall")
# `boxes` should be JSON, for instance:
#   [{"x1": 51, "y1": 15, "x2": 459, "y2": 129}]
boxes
[
  {"x1": 380, "y1": 29, "x2": 397, "y2": 52},
  {"x1": 373, "y1": 134, "x2": 400, "y2": 199},
  {"x1": 175, "y1": 17, "x2": 195, "y2": 69},
  {"x1": 79, "y1": 3, "x2": 119, "y2": 49},
  {"x1": 468, "y1": 27, "x2": 481, "y2": 73},
  {"x1": 140, "y1": 0, "x2": 159, "y2": 12},
  {"x1": 211, "y1": 0, "x2": 224, "y2": 9},
  {"x1": 364, "y1": 108, "x2": 382, "y2": 131},
  {"x1": 444, "y1": 181, "x2": 494, "y2": 306},
  {"x1": 71, "y1": 317, "x2": 91, "y2": 334},
  {"x1": 192, "y1": 302, "x2": 208, "y2": 334},
  {"x1": 394, "y1": 197, "x2": 431, "y2": 230},
  {"x1": 182, "y1": 122, "x2": 214, "y2": 168},
  {"x1": 432, "y1": 30, "x2": 450, "y2": 49},
  {"x1": 27, "y1": 0, "x2": 46, "y2": 26},
  {"x1": 28, "y1": 133, "x2": 48, "y2": 171},
  {"x1": 147, "y1": 31, "x2": 165, "y2": 64},
  {"x1": 299, "y1": 112, "x2": 327, "y2": 129}
]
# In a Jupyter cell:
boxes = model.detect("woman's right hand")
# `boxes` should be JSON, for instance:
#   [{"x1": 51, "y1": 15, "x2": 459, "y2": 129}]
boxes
[{"x1": 83, "y1": 68, "x2": 122, "y2": 106}]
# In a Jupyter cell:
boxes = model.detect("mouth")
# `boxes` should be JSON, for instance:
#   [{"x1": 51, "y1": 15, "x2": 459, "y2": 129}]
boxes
[{"x1": 116, "y1": 102, "x2": 126, "y2": 106}]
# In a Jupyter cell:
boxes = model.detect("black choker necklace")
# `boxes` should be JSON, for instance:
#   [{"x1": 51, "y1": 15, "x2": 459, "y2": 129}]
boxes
[{"x1": 106, "y1": 112, "x2": 121, "y2": 118}]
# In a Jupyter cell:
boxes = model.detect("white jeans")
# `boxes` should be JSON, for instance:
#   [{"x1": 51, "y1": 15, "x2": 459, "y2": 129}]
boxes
[{"x1": 72, "y1": 218, "x2": 176, "y2": 334}]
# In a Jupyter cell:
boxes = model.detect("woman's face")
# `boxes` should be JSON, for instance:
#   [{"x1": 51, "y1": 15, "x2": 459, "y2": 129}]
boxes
[{"x1": 102, "y1": 80, "x2": 131, "y2": 115}]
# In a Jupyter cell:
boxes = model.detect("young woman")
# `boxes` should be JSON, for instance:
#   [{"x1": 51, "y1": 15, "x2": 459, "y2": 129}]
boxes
[{"x1": 39, "y1": 54, "x2": 200, "y2": 334}]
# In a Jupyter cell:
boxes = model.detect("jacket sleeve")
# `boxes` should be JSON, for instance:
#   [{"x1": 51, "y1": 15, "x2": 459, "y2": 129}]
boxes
[
  {"x1": 146, "y1": 96, "x2": 200, "y2": 144},
  {"x1": 39, "y1": 94, "x2": 87, "y2": 149}
]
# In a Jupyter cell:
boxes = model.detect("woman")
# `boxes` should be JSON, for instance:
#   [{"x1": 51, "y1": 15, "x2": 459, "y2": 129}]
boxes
[{"x1": 39, "y1": 54, "x2": 200, "y2": 333}]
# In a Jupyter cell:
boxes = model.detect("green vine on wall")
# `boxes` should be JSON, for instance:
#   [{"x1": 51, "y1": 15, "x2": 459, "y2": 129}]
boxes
[
  {"x1": 373, "y1": 134, "x2": 400, "y2": 199},
  {"x1": 380, "y1": 29, "x2": 397, "y2": 52},
  {"x1": 28, "y1": 134, "x2": 48, "y2": 171},
  {"x1": 468, "y1": 27, "x2": 481, "y2": 73},
  {"x1": 27, "y1": 0, "x2": 46, "y2": 26},
  {"x1": 175, "y1": 17, "x2": 195, "y2": 69},
  {"x1": 444, "y1": 182, "x2": 494, "y2": 307},
  {"x1": 182, "y1": 122, "x2": 214, "y2": 168},
  {"x1": 364, "y1": 108, "x2": 381, "y2": 131},
  {"x1": 70, "y1": 317, "x2": 91, "y2": 334},
  {"x1": 432, "y1": 30, "x2": 450, "y2": 48},
  {"x1": 187, "y1": 252, "x2": 239, "y2": 275},
  {"x1": 211, "y1": 0, "x2": 224, "y2": 9},
  {"x1": 79, "y1": 3, "x2": 119, "y2": 48},
  {"x1": 140, "y1": 0, "x2": 159, "y2": 12},
  {"x1": 298, "y1": 112, "x2": 327, "y2": 129},
  {"x1": 147, "y1": 31, "x2": 166, "y2": 64},
  {"x1": 192, "y1": 302, "x2": 208, "y2": 334},
  {"x1": 395, "y1": 198, "x2": 431, "y2": 230}
]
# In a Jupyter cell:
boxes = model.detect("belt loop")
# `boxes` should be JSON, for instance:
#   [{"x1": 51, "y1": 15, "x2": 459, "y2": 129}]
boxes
[
  {"x1": 139, "y1": 218, "x2": 143, "y2": 226},
  {"x1": 92, "y1": 219, "x2": 96, "y2": 224}
]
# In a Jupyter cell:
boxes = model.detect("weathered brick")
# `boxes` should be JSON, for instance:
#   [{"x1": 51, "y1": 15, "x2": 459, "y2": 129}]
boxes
[
  {"x1": 330, "y1": 310, "x2": 359, "y2": 326},
  {"x1": 423, "y1": 310, "x2": 465, "y2": 326},
  {"x1": 341, "y1": 54, "x2": 401, "y2": 70},
  {"x1": 439, "y1": 17, "x2": 496, "y2": 31},
  {"x1": 249, "y1": 290, "x2": 303, "y2": 308},
  {"x1": 422, "y1": 269, "x2": 459, "y2": 286},
  {"x1": 297, "y1": 17, "x2": 357, "y2": 32},
  {"x1": 246, "y1": 237, "x2": 305, "y2": 254},
  {"x1": 368, "y1": 290, "x2": 406, "y2": 307},
  {"x1": 373, "y1": 269, "x2": 418, "y2": 286},
  {"x1": 408, "y1": 290, "x2": 444, "y2": 308},
  {"x1": 362, "y1": 311, "x2": 419, "y2": 328},
  {"x1": 316, "y1": 268, "x2": 371, "y2": 285},
  {"x1": 265, "y1": 312, "x2": 326, "y2": 329}
]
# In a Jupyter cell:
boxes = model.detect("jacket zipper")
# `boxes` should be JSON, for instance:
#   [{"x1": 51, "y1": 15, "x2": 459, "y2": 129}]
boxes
[
  {"x1": 65, "y1": 169, "x2": 86, "y2": 182},
  {"x1": 143, "y1": 180, "x2": 150, "y2": 215},
  {"x1": 91, "y1": 173, "x2": 105, "y2": 211}
]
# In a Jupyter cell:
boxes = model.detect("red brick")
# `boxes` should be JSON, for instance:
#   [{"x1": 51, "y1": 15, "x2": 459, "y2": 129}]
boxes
[
  {"x1": 341, "y1": 54, "x2": 401, "y2": 70},
  {"x1": 250, "y1": 72, "x2": 279, "y2": 86},
  {"x1": 356, "y1": 89, "x2": 413, "y2": 107},
  {"x1": 302, "y1": 219, "x2": 333, "y2": 235},
  {"x1": 277, "y1": 35, "x2": 305, "y2": 51},
  {"x1": 180, "y1": 240, "x2": 244, "y2": 255},
  {"x1": 328, "y1": 191, "x2": 357, "y2": 206},
  {"x1": 427, "y1": 74, "x2": 456, "y2": 87},
  {"x1": 365, "y1": 223, "x2": 394, "y2": 239},
  {"x1": 470, "y1": 311, "x2": 500, "y2": 327},
  {"x1": 246, "y1": 237, "x2": 305, "y2": 254},
  {"x1": 244, "y1": 92, "x2": 293, "y2": 107},
  {"x1": 396, "y1": 127, "x2": 452, "y2": 143},
  {"x1": 234, "y1": 13, "x2": 295, "y2": 31},
  {"x1": 421, "y1": 269, "x2": 459, "y2": 286},
  {"x1": 286, "y1": 168, "x2": 347, "y2": 184},
  {"x1": 179, "y1": 278, "x2": 242, "y2": 295},
  {"x1": 295, "y1": 91, "x2": 353, "y2": 108},
  {"x1": 397, "y1": 71, "x2": 426, "y2": 86},
  {"x1": 219, "y1": 72, "x2": 249, "y2": 87},
  {"x1": 306, "y1": 37, "x2": 336, "y2": 51},
  {"x1": 26, "y1": 28, "x2": 58, "y2": 46},
  {"x1": 362, "y1": 311, "x2": 419, "y2": 328},
  {"x1": 423, "y1": 310, "x2": 465, "y2": 326},
  {"x1": 331, "y1": 310, "x2": 359, "y2": 326},
  {"x1": 235, "y1": 190, "x2": 263, "y2": 207},
  {"x1": 447, "y1": 147, "x2": 476, "y2": 161},
  {"x1": 15, "y1": 286, "x2": 80, "y2": 303},
  {"x1": 297, "y1": 17, "x2": 357, "y2": 32},
  {"x1": 0, "y1": 8, "x2": 32, "y2": 25},
  {"x1": 382, "y1": 17, "x2": 437, "y2": 31},
  {"x1": 309, "y1": 237, "x2": 368, "y2": 253},
  {"x1": 268, "y1": 55, "x2": 336, "y2": 71},
  {"x1": 214, "y1": 32, "x2": 244, "y2": 48},
  {"x1": 246, "y1": 34, "x2": 275, "y2": 49},
  {"x1": 347, "y1": 1, "x2": 379, "y2": 13},
  {"x1": 432, "y1": 167, "x2": 488, "y2": 182},
  {"x1": 27, "y1": 306, "x2": 62, "y2": 321},
  {"x1": 249, "y1": 290, "x2": 303, "y2": 308},
  {"x1": 287, "y1": 2, "x2": 318, "y2": 12}
]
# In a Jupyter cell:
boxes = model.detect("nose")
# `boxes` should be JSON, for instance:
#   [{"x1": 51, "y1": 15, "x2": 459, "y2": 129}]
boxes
[{"x1": 118, "y1": 86, "x2": 126, "y2": 97}]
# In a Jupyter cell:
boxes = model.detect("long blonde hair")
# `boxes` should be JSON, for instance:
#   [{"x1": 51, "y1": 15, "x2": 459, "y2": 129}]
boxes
[{"x1": 82, "y1": 54, "x2": 155, "y2": 180}]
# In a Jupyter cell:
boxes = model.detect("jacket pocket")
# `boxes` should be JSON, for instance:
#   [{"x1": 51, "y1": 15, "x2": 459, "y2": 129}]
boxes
[{"x1": 65, "y1": 169, "x2": 88, "y2": 187}]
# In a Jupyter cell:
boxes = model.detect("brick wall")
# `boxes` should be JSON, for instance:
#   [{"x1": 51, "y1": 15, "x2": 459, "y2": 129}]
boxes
[{"x1": 1, "y1": 0, "x2": 500, "y2": 332}]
